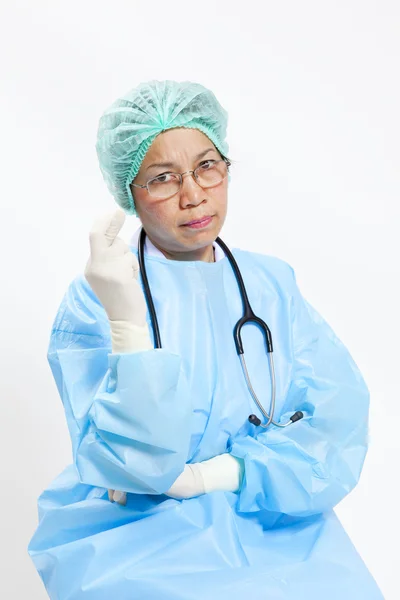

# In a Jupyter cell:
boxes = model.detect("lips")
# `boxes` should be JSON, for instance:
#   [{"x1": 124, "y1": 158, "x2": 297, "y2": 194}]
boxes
[{"x1": 182, "y1": 215, "x2": 214, "y2": 226}]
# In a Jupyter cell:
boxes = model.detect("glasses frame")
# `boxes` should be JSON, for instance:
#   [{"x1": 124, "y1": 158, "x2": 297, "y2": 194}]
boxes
[{"x1": 131, "y1": 157, "x2": 231, "y2": 200}]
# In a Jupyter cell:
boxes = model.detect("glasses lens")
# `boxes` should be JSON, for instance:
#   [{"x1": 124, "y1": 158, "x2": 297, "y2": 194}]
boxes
[
  {"x1": 146, "y1": 160, "x2": 229, "y2": 198},
  {"x1": 148, "y1": 173, "x2": 181, "y2": 199},
  {"x1": 195, "y1": 160, "x2": 228, "y2": 188}
]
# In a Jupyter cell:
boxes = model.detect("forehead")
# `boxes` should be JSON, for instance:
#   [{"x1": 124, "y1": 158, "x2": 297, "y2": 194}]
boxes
[{"x1": 143, "y1": 127, "x2": 216, "y2": 163}]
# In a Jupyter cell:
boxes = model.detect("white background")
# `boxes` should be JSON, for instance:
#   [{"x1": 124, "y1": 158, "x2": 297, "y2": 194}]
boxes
[{"x1": 1, "y1": 1, "x2": 399, "y2": 597}]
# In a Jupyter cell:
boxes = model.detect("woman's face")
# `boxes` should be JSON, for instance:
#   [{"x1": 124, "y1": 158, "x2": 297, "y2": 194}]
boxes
[{"x1": 131, "y1": 127, "x2": 228, "y2": 261}]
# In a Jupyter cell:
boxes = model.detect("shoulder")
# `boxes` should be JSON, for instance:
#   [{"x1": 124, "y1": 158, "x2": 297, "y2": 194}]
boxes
[
  {"x1": 49, "y1": 273, "x2": 110, "y2": 349},
  {"x1": 231, "y1": 247, "x2": 296, "y2": 291}
]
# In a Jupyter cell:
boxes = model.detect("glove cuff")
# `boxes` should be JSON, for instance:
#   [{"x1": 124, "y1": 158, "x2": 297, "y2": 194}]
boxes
[
  {"x1": 109, "y1": 320, "x2": 153, "y2": 353},
  {"x1": 200, "y1": 454, "x2": 244, "y2": 494}
]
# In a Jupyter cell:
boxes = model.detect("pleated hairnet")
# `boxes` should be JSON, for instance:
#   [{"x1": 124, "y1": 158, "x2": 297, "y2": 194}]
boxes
[{"x1": 95, "y1": 80, "x2": 230, "y2": 216}]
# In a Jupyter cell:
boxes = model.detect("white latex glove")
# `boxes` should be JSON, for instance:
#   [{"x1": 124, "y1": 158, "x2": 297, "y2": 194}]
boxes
[
  {"x1": 109, "y1": 454, "x2": 244, "y2": 505},
  {"x1": 166, "y1": 454, "x2": 244, "y2": 500},
  {"x1": 165, "y1": 464, "x2": 207, "y2": 500},
  {"x1": 84, "y1": 209, "x2": 153, "y2": 354},
  {"x1": 108, "y1": 489, "x2": 127, "y2": 505}
]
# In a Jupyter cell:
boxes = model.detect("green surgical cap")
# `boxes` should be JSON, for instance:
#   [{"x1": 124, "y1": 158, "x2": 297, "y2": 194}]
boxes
[{"x1": 95, "y1": 80, "x2": 230, "y2": 216}]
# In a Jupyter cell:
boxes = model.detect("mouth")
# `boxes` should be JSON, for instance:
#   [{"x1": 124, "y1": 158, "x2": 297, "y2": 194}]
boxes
[{"x1": 181, "y1": 215, "x2": 215, "y2": 229}]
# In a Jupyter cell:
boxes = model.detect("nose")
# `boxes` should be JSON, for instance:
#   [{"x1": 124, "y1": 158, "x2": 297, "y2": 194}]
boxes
[{"x1": 179, "y1": 171, "x2": 207, "y2": 208}]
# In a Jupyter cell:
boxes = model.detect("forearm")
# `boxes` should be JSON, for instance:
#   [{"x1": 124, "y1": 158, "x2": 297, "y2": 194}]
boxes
[
  {"x1": 230, "y1": 412, "x2": 368, "y2": 517},
  {"x1": 52, "y1": 343, "x2": 193, "y2": 495}
]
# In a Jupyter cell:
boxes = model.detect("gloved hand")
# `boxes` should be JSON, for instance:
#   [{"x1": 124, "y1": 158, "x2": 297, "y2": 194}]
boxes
[
  {"x1": 165, "y1": 453, "x2": 244, "y2": 500},
  {"x1": 85, "y1": 209, "x2": 146, "y2": 324},
  {"x1": 108, "y1": 467, "x2": 204, "y2": 506},
  {"x1": 84, "y1": 209, "x2": 153, "y2": 353},
  {"x1": 108, "y1": 454, "x2": 244, "y2": 505}
]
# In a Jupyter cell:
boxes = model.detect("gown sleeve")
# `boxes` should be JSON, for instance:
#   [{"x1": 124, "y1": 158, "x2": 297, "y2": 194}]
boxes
[
  {"x1": 229, "y1": 262, "x2": 370, "y2": 517},
  {"x1": 47, "y1": 274, "x2": 193, "y2": 495}
]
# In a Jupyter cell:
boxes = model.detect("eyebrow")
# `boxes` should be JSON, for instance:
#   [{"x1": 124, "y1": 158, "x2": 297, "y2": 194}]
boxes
[{"x1": 145, "y1": 148, "x2": 217, "y2": 172}]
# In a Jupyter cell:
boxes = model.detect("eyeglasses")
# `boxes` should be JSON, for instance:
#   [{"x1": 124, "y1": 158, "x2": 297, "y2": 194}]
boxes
[{"x1": 131, "y1": 158, "x2": 231, "y2": 200}]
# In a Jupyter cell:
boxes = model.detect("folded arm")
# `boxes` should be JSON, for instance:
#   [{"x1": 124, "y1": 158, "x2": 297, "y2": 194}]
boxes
[
  {"x1": 229, "y1": 263, "x2": 370, "y2": 517},
  {"x1": 48, "y1": 275, "x2": 193, "y2": 495}
]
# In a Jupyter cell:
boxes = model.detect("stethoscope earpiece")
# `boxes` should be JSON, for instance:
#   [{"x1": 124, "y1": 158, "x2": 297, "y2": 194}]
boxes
[{"x1": 248, "y1": 414, "x2": 262, "y2": 427}]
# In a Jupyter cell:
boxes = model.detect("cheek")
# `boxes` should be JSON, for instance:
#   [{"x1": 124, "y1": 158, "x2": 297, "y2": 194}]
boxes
[
  {"x1": 135, "y1": 195, "x2": 174, "y2": 229},
  {"x1": 211, "y1": 182, "x2": 228, "y2": 212}
]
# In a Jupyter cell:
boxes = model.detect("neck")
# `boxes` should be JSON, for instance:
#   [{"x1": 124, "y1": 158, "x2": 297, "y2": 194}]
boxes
[{"x1": 150, "y1": 238, "x2": 215, "y2": 263}]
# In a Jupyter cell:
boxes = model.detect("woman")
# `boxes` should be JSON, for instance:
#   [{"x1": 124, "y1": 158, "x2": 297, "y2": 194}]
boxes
[{"x1": 28, "y1": 80, "x2": 383, "y2": 599}]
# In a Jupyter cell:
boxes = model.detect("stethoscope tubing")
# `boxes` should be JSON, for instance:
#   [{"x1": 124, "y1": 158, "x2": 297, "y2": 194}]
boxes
[{"x1": 137, "y1": 228, "x2": 303, "y2": 428}]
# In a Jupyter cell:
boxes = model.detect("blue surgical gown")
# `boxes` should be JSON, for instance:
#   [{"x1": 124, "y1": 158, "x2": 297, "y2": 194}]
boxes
[{"x1": 28, "y1": 246, "x2": 383, "y2": 599}]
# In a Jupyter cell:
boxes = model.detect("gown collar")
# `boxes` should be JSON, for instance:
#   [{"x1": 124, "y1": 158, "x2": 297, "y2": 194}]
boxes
[{"x1": 130, "y1": 225, "x2": 226, "y2": 262}]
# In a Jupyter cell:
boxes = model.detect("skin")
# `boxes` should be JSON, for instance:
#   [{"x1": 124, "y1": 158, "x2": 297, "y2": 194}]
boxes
[{"x1": 130, "y1": 127, "x2": 229, "y2": 263}]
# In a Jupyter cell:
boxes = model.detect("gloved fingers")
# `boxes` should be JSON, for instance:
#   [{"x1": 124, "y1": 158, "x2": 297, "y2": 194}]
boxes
[
  {"x1": 103, "y1": 209, "x2": 126, "y2": 245},
  {"x1": 122, "y1": 251, "x2": 140, "y2": 278},
  {"x1": 107, "y1": 489, "x2": 127, "y2": 505},
  {"x1": 107, "y1": 236, "x2": 129, "y2": 257},
  {"x1": 88, "y1": 233, "x2": 130, "y2": 267},
  {"x1": 113, "y1": 491, "x2": 127, "y2": 505},
  {"x1": 89, "y1": 209, "x2": 126, "y2": 255}
]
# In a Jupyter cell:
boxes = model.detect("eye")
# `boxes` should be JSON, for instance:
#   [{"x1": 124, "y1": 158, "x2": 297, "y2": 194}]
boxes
[
  {"x1": 150, "y1": 172, "x2": 174, "y2": 184},
  {"x1": 198, "y1": 159, "x2": 216, "y2": 170}
]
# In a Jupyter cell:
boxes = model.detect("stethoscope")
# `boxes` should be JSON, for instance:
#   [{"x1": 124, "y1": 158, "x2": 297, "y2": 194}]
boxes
[{"x1": 138, "y1": 228, "x2": 304, "y2": 429}]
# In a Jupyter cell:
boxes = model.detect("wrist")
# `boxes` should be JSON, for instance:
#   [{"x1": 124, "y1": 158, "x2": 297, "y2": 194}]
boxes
[
  {"x1": 199, "y1": 454, "x2": 244, "y2": 494},
  {"x1": 109, "y1": 320, "x2": 153, "y2": 354},
  {"x1": 165, "y1": 464, "x2": 205, "y2": 499}
]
